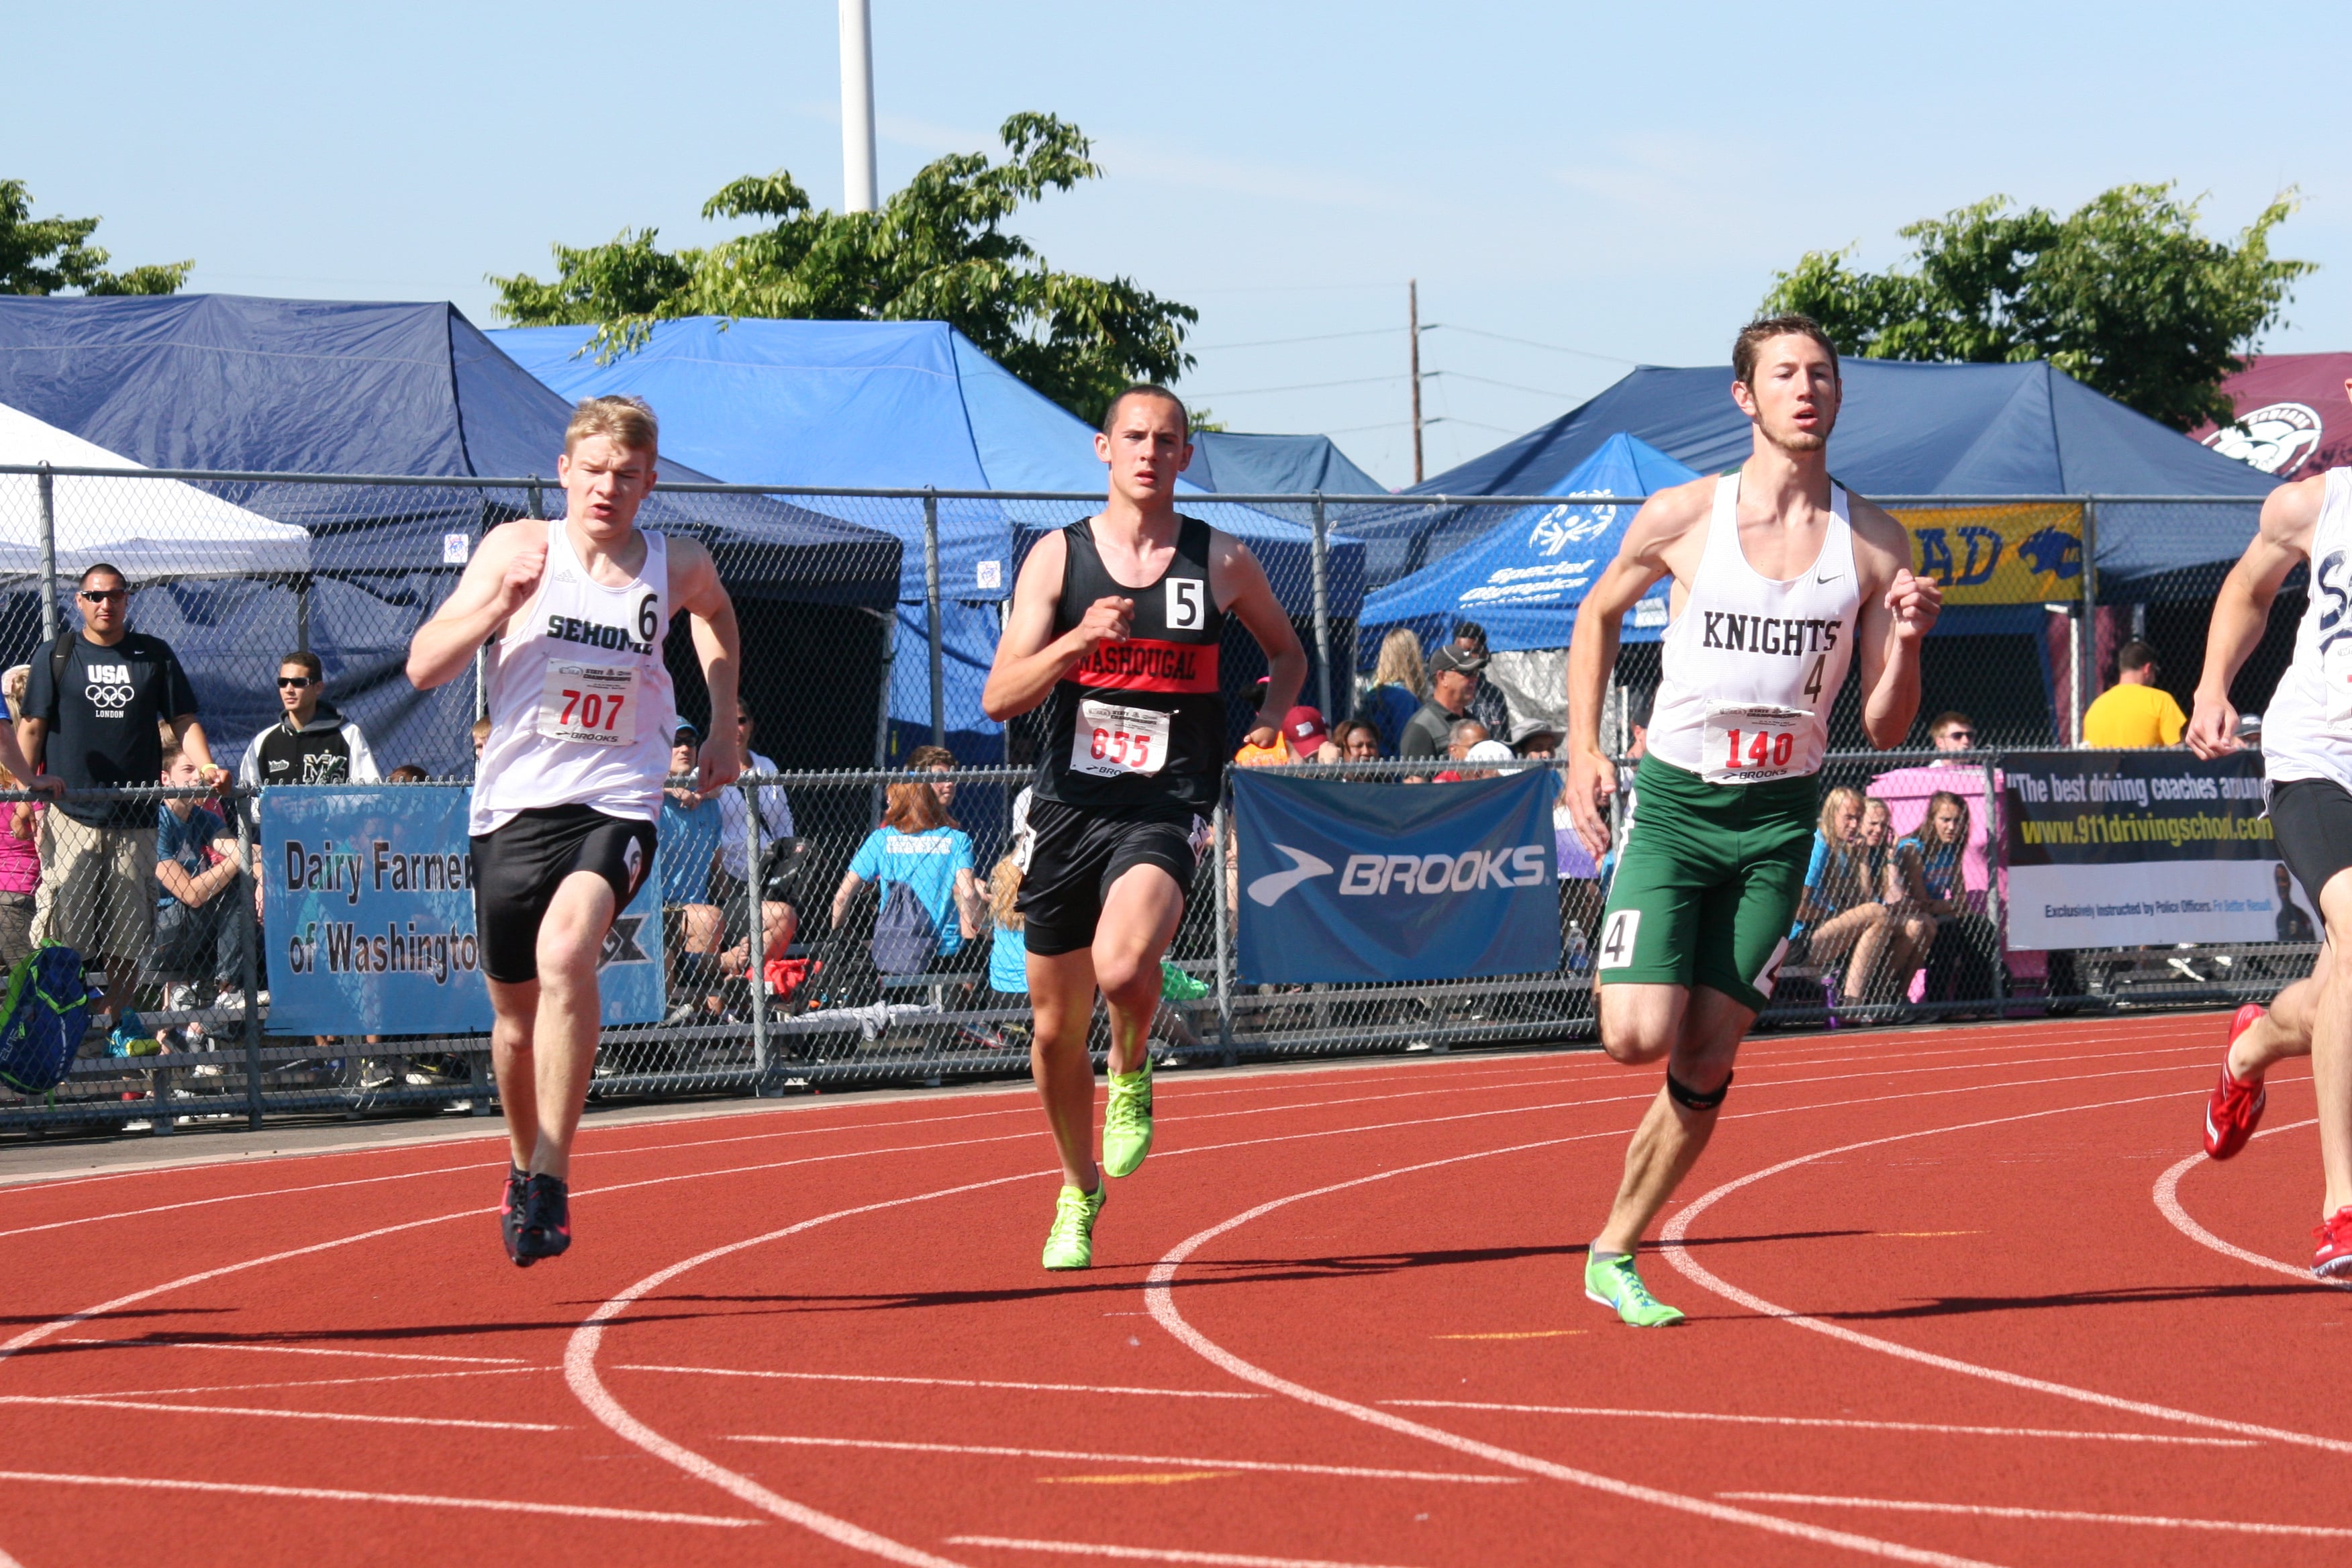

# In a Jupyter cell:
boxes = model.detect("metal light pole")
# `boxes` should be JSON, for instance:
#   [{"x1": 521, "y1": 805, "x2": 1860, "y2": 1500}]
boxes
[
  {"x1": 1408, "y1": 280, "x2": 1424, "y2": 485},
  {"x1": 839, "y1": 0, "x2": 879, "y2": 213}
]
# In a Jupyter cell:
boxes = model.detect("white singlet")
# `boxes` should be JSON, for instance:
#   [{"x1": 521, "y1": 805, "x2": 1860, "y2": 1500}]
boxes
[
  {"x1": 2260, "y1": 467, "x2": 2352, "y2": 793},
  {"x1": 1645, "y1": 474, "x2": 1863, "y2": 785},
  {"x1": 469, "y1": 521, "x2": 677, "y2": 835}
]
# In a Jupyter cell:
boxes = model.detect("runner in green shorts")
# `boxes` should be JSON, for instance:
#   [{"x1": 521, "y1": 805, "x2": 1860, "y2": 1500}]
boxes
[{"x1": 1563, "y1": 315, "x2": 1941, "y2": 1326}]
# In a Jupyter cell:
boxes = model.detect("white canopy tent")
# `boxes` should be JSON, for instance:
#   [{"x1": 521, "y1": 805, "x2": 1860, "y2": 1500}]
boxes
[{"x1": 0, "y1": 402, "x2": 310, "y2": 578}]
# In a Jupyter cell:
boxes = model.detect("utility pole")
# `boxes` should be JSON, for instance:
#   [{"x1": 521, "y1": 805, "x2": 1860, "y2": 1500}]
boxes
[
  {"x1": 1408, "y1": 279, "x2": 1424, "y2": 485},
  {"x1": 839, "y1": 0, "x2": 879, "y2": 213}
]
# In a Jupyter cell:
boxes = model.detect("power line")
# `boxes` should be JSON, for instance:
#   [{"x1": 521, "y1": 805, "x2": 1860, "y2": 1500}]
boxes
[
  {"x1": 1192, "y1": 326, "x2": 1404, "y2": 352},
  {"x1": 1425, "y1": 369, "x2": 1583, "y2": 400},
  {"x1": 1424, "y1": 415, "x2": 1521, "y2": 435},
  {"x1": 1424, "y1": 323, "x2": 1638, "y2": 364},
  {"x1": 1186, "y1": 373, "x2": 1407, "y2": 398}
]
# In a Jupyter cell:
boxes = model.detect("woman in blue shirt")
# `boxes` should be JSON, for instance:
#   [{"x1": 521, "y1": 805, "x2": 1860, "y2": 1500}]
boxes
[
  {"x1": 1895, "y1": 790, "x2": 1997, "y2": 1006},
  {"x1": 830, "y1": 774, "x2": 984, "y2": 968},
  {"x1": 1788, "y1": 786, "x2": 1898, "y2": 1003}
]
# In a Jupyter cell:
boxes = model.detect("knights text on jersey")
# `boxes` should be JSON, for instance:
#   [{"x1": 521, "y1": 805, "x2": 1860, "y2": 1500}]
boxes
[
  {"x1": 469, "y1": 523, "x2": 679, "y2": 836},
  {"x1": 1644, "y1": 475, "x2": 1863, "y2": 786},
  {"x1": 1034, "y1": 516, "x2": 1226, "y2": 811}
]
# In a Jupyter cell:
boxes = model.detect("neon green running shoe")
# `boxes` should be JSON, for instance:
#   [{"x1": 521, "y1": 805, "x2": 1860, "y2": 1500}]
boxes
[
  {"x1": 1041, "y1": 1183, "x2": 1106, "y2": 1270},
  {"x1": 1583, "y1": 1251, "x2": 1685, "y2": 1327},
  {"x1": 1101, "y1": 1061, "x2": 1155, "y2": 1178},
  {"x1": 1158, "y1": 960, "x2": 1211, "y2": 1002}
]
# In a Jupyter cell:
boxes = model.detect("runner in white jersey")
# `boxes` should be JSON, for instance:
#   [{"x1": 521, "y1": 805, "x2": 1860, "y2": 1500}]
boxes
[
  {"x1": 1563, "y1": 316, "x2": 1941, "y2": 1324},
  {"x1": 408, "y1": 395, "x2": 741, "y2": 1266},
  {"x1": 2187, "y1": 455, "x2": 2352, "y2": 1277}
]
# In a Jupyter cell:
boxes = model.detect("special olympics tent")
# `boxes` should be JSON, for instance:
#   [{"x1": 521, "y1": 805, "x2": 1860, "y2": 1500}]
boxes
[
  {"x1": 2191, "y1": 353, "x2": 2352, "y2": 481},
  {"x1": 0, "y1": 295, "x2": 902, "y2": 771},
  {"x1": 491, "y1": 317, "x2": 1367, "y2": 758}
]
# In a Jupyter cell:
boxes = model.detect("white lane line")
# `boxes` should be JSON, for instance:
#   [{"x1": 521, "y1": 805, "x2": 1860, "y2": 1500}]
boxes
[
  {"x1": 1379, "y1": 1400, "x2": 2255, "y2": 1447},
  {"x1": 68, "y1": 1366, "x2": 545, "y2": 1399},
  {"x1": 725, "y1": 1432, "x2": 1520, "y2": 1484},
  {"x1": 2153, "y1": 1118, "x2": 2351, "y2": 1290},
  {"x1": 616, "y1": 1364, "x2": 1260, "y2": 1399},
  {"x1": 1718, "y1": 1491, "x2": 2352, "y2": 1541},
  {"x1": 0, "y1": 1393, "x2": 562, "y2": 1432},
  {"x1": 60, "y1": 1338, "x2": 531, "y2": 1365},
  {"x1": 1659, "y1": 1094, "x2": 2352, "y2": 1457},
  {"x1": 0, "y1": 1158, "x2": 491, "y2": 1240},
  {"x1": 0, "y1": 1468, "x2": 754, "y2": 1526},
  {"x1": 1142, "y1": 1140, "x2": 2007, "y2": 1568},
  {"x1": 948, "y1": 1536, "x2": 1428, "y2": 1568}
]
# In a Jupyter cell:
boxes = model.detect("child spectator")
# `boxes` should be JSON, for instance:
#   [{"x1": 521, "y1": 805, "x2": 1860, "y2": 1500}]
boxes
[
  {"x1": 151, "y1": 742, "x2": 247, "y2": 1032},
  {"x1": 385, "y1": 764, "x2": 430, "y2": 783},
  {"x1": 830, "y1": 774, "x2": 983, "y2": 973},
  {"x1": 0, "y1": 663, "x2": 38, "y2": 970}
]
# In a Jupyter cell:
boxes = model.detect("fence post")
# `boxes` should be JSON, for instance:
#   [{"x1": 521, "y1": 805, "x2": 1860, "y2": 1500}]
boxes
[
  {"x1": 871, "y1": 609, "x2": 895, "y2": 824},
  {"x1": 234, "y1": 793, "x2": 264, "y2": 1130},
  {"x1": 1212, "y1": 787, "x2": 1236, "y2": 1067},
  {"x1": 741, "y1": 776, "x2": 770, "y2": 1087},
  {"x1": 923, "y1": 489, "x2": 945, "y2": 748},
  {"x1": 36, "y1": 463, "x2": 56, "y2": 644},
  {"x1": 1310, "y1": 491, "x2": 1334, "y2": 722},
  {"x1": 2076, "y1": 499, "x2": 2100, "y2": 746},
  {"x1": 1981, "y1": 755, "x2": 2008, "y2": 1010}
]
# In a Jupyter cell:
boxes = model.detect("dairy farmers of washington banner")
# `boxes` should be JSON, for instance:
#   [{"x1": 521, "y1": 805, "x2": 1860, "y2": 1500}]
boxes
[
  {"x1": 2002, "y1": 750, "x2": 2316, "y2": 949},
  {"x1": 1233, "y1": 768, "x2": 1559, "y2": 984},
  {"x1": 261, "y1": 785, "x2": 663, "y2": 1035}
]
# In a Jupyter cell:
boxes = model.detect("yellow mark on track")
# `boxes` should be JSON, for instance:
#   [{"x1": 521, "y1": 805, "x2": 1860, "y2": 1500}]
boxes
[
  {"x1": 1038, "y1": 1471, "x2": 1236, "y2": 1485},
  {"x1": 1875, "y1": 1230, "x2": 1987, "y2": 1238},
  {"x1": 1432, "y1": 1330, "x2": 1589, "y2": 1340}
]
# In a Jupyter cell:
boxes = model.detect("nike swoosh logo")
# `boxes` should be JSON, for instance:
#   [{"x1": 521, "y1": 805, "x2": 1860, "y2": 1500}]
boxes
[
  {"x1": 1816, "y1": 573, "x2": 1842, "y2": 584},
  {"x1": 1246, "y1": 845, "x2": 1335, "y2": 907}
]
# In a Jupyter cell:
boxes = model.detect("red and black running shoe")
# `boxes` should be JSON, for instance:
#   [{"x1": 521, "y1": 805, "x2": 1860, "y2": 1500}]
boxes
[
  {"x1": 515, "y1": 1173, "x2": 572, "y2": 1264},
  {"x1": 2204, "y1": 1004, "x2": 2269, "y2": 1161},
  {"x1": 2314, "y1": 1207, "x2": 2352, "y2": 1279},
  {"x1": 499, "y1": 1166, "x2": 530, "y2": 1267}
]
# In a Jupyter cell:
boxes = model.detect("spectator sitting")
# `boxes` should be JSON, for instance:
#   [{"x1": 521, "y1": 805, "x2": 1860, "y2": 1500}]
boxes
[
  {"x1": 1926, "y1": 710, "x2": 1975, "y2": 759},
  {"x1": 716, "y1": 710, "x2": 797, "y2": 981},
  {"x1": 1400, "y1": 646, "x2": 1486, "y2": 762},
  {"x1": 658, "y1": 722, "x2": 727, "y2": 1021},
  {"x1": 1357, "y1": 628, "x2": 1427, "y2": 756},
  {"x1": 238, "y1": 650, "x2": 381, "y2": 791},
  {"x1": 1789, "y1": 786, "x2": 1899, "y2": 1004},
  {"x1": 1451, "y1": 737, "x2": 1515, "y2": 781},
  {"x1": 385, "y1": 764, "x2": 430, "y2": 783},
  {"x1": 1430, "y1": 716, "x2": 1489, "y2": 781},
  {"x1": 0, "y1": 664, "x2": 40, "y2": 972},
  {"x1": 830, "y1": 772, "x2": 984, "y2": 974},
  {"x1": 2276, "y1": 863, "x2": 2316, "y2": 943},
  {"x1": 1861, "y1": 795, "x2": 1933, "y2": 996},
  {"x1": 1895, "y1": 790, "x2": 2000, "y2": 1007},
  {"x1": 2084, "y1": 640, "x2": 2188, "y2": 748},
  {"x1": 1281, "y1": 705, "x2": 1338, "y2": 763},
  {"x1": 987, "y1": 854, "x2": 1029, "y2": 1006},
  {"x1": 1513, "y1": 718, "x2": 1561, "y2": 759},
  {"x1": 21, "y1": 562, "x2": 219, "y2": 1031},
  {"x1": 1333, "y1": 720, "x2": 1382, "y2": 763},
  {"x1": 150, "y1": 742, "x2": 248, "y2": 1042},
  {"x1": 1451, "y1": 620, "x2": 1513, "y2": 739}
]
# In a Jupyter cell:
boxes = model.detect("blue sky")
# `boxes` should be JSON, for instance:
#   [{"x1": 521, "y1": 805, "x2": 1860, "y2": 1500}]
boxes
[{"x1": 11, "y1": 1, "x2": 2350, "y2": 487}]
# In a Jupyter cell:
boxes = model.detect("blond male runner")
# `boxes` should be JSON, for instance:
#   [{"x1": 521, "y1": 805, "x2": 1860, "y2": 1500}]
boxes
[
  {"x1": 983, "y1": 384, "x2": 1306, "y2": 1269},
  {"x1": 408, "y1": 397, "x2": 741, "y2": 1266},
  {"x1": 2186, "y1": 427, "x2": 2352, "y2": 1276},
  {"x1": 1565, "y1": 315, "x2": 1941, "y2": 1324}
]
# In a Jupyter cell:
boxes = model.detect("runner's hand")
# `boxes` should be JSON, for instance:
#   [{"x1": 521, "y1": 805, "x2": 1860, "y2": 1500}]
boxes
[
  {"x1": 495, "y1": 538, "x2": 548, "y2": 616},
  {"x1": 1885, "y1": 568, "x2": 1940, "y2": 641},
  {"x1": 1565, "y1": 744, "x2": 1615, "y2": 861},
  {"x1": 2186, "y1": 691, "x2": 2241, "y2": 758},
  {"x1": 697, "y1": 734, "x2": 741, "y2": 794},
  {"x1": 1068, "y1": 595, "x2": 1134, "y2": 654}
]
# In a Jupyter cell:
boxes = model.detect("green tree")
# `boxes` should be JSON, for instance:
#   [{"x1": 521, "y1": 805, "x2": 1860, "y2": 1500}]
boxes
[
  {"x1": 1, "y1": 179, "x2": 190, "y2": 296},
  {"x1": 492, "y1": 113, "x2": 1195, "y2": 426},
  {"x1": 1762, "y1": 185, "x2": 2312, "y2": 431}
]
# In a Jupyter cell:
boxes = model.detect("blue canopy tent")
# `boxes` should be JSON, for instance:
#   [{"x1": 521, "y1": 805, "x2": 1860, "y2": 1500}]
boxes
[
  {"x1": 491, "y1": 317, "x2": 1367, "y2": 761},
  {"x1": 0, "y1": 295, "x2": 901, "y2": 773},
  {"x1": 1181, "y1": 432, "x2": 1384, "y2": 498}
]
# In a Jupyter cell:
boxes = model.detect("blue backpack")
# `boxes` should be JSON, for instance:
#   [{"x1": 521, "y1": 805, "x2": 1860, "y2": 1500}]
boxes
[
  {"x1": 869, "y1": 880, "x2": 940, "y2": 975},
  {"x1": 0, "y1": 944, "x2": 93, "y2": 1097}
]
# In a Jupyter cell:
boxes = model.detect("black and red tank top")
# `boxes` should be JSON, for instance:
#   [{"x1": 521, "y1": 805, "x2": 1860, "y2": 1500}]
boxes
[{"x1": 1034, "y1": 515, "x2": 1225, "y2": 811}]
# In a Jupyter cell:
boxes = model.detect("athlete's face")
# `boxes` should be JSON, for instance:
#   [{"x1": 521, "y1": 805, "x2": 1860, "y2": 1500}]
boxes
[
  {"x1": 1094, "y1": 395, "x2": 1191, "y2": 508},
  {"x1": 557, "y1": 436, "x2": 658, "y2": 536},
  {"x1": 1732, "y1": 336, "x2": 1840, "y2": 453}
]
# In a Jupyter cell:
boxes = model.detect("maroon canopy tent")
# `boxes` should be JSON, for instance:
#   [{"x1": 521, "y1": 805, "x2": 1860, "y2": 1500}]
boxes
[{"x1": 2194, "y1": 352, "x2": 2352, "y2": 478}]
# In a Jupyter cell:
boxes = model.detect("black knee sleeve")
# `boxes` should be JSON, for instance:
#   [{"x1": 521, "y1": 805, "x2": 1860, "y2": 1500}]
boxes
[{"x1": 1665, "y1": 1069, "x2": 1731, "y2": 1112}]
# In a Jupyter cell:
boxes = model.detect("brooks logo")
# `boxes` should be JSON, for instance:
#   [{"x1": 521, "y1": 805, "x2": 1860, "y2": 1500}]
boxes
[{"x1": 1247, "y1": 846, "x2": 1334, "y2": 907}]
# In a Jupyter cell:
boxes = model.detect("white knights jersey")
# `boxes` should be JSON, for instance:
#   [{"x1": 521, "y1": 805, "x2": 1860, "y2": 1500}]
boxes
[
  {"x1": 470, "y1": 521, "x2": 677, "y2": 835},
  {"x1": 1646, "y1": 474, "x2": 1863, "y2": 785},
  {"x1": 2261, "y1": 467, "x2": 2352, "y2": 792}
]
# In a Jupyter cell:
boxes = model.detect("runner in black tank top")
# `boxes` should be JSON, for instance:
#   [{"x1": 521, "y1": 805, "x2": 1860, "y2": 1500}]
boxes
[{"x1": 983, "y1": 385, "x2": 1306, "y2": 1272}]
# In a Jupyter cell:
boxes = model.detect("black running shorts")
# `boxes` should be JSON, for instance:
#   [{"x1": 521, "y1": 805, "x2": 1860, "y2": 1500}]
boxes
[
  {"x1": 1018, "y1": 797, "x2": 1206, "y2": 957},
  {"x1": 471, "y1": 805, "x2": 656, "y2": 984},
  {"x1": 2269, "y1": 777, "x2": 2352, "y2": 937}
]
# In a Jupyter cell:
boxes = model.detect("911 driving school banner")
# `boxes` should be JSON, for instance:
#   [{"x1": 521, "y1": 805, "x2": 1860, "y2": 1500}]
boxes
[
  {"x1": 261, "y1": 785, "x2": 663, "y2": 1035},
  {"x1": 2003, "y1": 750, "x2": 2313, "y2": 948},
  {"x1": 1233, "y1": 769, "x2": 1558, "y2": 984}
]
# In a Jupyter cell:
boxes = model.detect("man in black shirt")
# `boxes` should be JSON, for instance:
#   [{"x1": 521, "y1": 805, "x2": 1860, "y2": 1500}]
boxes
[
  {"x1": 21, "y1": 562, "x2": 228, "y2": 1020},
  {"x1": 1398, "y1": 644, "x2": 1487, "y2": 761},
  {"x1": 238, "y1": 650, "x2": 381, "y2": 791}
]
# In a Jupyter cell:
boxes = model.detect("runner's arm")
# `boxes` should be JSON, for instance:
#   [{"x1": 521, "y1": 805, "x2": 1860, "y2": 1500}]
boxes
[
  {"x1": 2189, "y1": 476, "x2": 2318, "y2": 758},
  {"x1": 1564, "y1": 486, "x2": 1693, "y2": 858},
  {"x1": 1214, "y1": 536, "x2": 1306, "y2": 746},
  {"x1": 670, "y1": 538, "x2": 742, "y2": 793},
  {"x1": 1849, "y1": 501, "x2": 1941, "y2": 750},
  {"x1": 407, "y1": 522, "x2": 543, "y2": 691}
]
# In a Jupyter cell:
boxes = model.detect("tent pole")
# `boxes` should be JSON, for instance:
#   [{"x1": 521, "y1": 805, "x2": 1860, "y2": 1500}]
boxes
[
  {"x1": 1408, "y1": 283, "x2": 1424, "y2": 485},
  {"x1": 1310, "y1": 490, "x2": 1333, "y2": 722},
  {"x1": 923, "y1": 489, "x2": 945, "y2": 748},
  {"x1": 36, "y1": 463, "x2": 56, "y2": 644},
  {"x1": 2077, "y1": 499, "x2": 2100, "y2": 746},
  {"x1": 871, "y1": 608, "x2": 895, "y2": 824}
]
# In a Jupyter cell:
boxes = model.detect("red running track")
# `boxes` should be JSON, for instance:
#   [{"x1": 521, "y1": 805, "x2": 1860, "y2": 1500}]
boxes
[{"x1": 0, "y1": 1013, "x2": 2345, "y2": 1568}]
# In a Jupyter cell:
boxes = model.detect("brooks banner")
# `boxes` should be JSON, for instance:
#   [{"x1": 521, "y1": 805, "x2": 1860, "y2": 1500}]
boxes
[
  {"x1": 2002, "y1": 750, "x2": 2314, "y2": 948},
  {"x1": 1233, "y1": 769, "x2": 1559, "y2": 984},
  {"x1": 261, "y1": 784, "x2": 664, "y2": 1035}
]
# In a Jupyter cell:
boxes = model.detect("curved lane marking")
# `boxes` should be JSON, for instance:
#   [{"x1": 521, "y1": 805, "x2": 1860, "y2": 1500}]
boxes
[
  {"x1": 724, "y1": 1431, "x2": 1520, "y2": 1483},
  {"x1": 1379, "y1": 1400, "x2": 2253, "y2": 1447},
  {"x1": 2151, "y1": 1116, "x2": 2351, "y2": 1290},
  {"x1": 0, "y1": 1467, "x2": 753, "y2": 1526},
  {"x1": 1659, "y1": 1093, "x2": 2352, "y2": 1455},
  {"x1": 1718, "y1": 1489, "x2": 2352, "y2": 1541}
]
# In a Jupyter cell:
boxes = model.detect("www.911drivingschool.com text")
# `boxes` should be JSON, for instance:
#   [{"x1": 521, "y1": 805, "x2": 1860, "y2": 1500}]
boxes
[{"x1": 281, "y1": 835, "x2": 481, "y2": 985}]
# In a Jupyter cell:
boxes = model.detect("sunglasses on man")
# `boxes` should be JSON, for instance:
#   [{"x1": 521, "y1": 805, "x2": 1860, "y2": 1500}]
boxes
[
  {"x1": 277, "y1": 676, "x2": 317, "y2": 689},
  {"x1": 78, "y1": 588, "x2": 127, "y2": 603}
]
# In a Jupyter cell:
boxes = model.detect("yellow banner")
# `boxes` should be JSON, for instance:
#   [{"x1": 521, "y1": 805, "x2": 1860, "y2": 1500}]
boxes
[{"x1": 1888, "y1": 502, "x2": 2083, "y2": 605}]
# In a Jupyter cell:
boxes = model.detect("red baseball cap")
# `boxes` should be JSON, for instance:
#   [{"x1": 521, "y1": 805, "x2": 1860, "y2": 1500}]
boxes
[{"x1": 1283, "y1": 705, "x2": 1330, "y2": 754}]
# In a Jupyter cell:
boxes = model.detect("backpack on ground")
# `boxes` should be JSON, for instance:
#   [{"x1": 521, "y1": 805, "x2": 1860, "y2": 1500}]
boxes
[
  {"x1": 869, "y1": 879, "x2": 939, "y2": 975},
  {"x1": 0, "y1": 943, "x2": 93, "y2": 1097}
]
